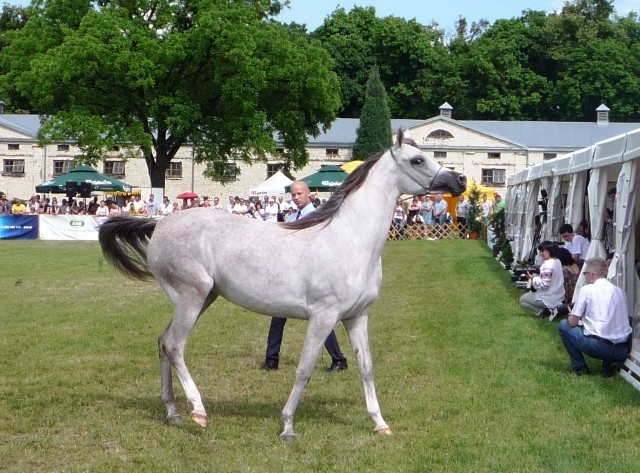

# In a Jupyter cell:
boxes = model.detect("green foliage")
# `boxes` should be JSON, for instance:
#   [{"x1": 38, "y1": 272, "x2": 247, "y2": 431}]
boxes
[
  {"x1": 0, "y1": 0, "x2": 341, "y2": 187},
  {"x1": 351, "y1": 66, "x2": 392, "y2": 159},
  {"x1": 465, "y1": 182, "x2": 482, "y2": 233},
  {"x1": 3, "y1": 240, "x2": 640, "y2": 471}
]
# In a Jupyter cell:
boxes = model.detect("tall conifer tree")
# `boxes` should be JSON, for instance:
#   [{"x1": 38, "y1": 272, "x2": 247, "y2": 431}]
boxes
[{"x1": 352, "y1": 66, "x2": 392, "y2": 160}]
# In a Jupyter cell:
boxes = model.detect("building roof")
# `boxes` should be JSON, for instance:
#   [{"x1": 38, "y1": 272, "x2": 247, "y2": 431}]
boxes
[{"x1": 2, "y1": 113, "x2": 639, "y2": 153}]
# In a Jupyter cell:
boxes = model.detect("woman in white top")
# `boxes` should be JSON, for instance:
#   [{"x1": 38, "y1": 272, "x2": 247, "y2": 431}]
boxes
[
  {"x1": 264, "y1": 199, "x2": 280, "y2": 222},
  {"x1": 95, "y1": 200, "x2": 110, "y2": 216},
  {"x1": 519, "y1": 241, "x2": 565, "y2": 317}
]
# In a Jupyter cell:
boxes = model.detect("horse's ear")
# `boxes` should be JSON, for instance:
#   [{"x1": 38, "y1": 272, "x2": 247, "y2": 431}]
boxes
[{"x1": 396, "y1": 128, "x2": 404, "y2": 147}]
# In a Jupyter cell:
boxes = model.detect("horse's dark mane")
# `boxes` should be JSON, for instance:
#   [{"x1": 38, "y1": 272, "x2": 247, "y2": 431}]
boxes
[{"x1": 282, "y1": 151, "x2": 385, "y2": 230}]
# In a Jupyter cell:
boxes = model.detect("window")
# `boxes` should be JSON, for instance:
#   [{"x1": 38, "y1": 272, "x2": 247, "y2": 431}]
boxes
[
  {"x1": 481, "y1": 168, "x2": 506, "y2": 185},
  {"x1": 166, "y1": 162, "x2": 183, "y2": 179},
  {"x1": 222, "y1": 162, "x2": 238, "y2": 181},
  {"x1": 53, "y1": 160, "x2": 72, "y2": 175},
  {"x1": 427, "y1": 129, "x2": 454, "y2": 139},
  {"x1": 543, "y1": 152, "x2": 557, "y2": 160},
  {"x1": 488, "y1": 152, "x2": 501, "y2": 159},
  {"x1": 434, "y1": 151, "x2": 447, "y2": 159},
  {"x1": 267, "y1": 163, "x2": 284, "y2": 179},
  {"x1": 7, "y1": 143, "x2": 19, "y2": 151},
  {"x1": 275, "y1": 147, "x2": 285, "y2": 155},
  {"x1": 326, "y1": 148, "x2": 339, "y2": 157},
  {"x1": 2, "y1": 159, "x2": 25, "y2": 175},
  {"x1": 104, "y1": 161, "x2": 125, "y2": 176},
  {"x1": 57, "y1": 144, "x2": 70, "y2": 152}
]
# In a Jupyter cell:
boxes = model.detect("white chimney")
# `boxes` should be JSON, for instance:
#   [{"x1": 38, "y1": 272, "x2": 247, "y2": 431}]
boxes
[{"x1": 439, "y1": 102, "x2": 453, "y2": 119}]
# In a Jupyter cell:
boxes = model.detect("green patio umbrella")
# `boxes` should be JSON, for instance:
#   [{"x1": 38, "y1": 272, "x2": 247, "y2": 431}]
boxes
[
  {"x1": 35, "y1": 165, "x2": 134, "y2": 195},
  {"x1": 287, "y1": 165, "x2": 349, "y2": 193}
]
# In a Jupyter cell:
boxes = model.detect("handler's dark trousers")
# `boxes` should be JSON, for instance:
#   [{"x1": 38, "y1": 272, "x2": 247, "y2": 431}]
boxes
[{"x1": 265, "y1": 316, "x2": 347, "y2": 363}]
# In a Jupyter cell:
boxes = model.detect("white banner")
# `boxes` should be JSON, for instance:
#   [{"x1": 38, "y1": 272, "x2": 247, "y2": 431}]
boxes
[{"x1": 39, "y1": 215, "x2": 108, "y2": 241}]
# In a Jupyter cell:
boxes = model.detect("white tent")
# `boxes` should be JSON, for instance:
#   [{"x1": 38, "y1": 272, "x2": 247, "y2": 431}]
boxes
[{"x1": 249, "y1": 171, "x2": 293, "y2": 197}]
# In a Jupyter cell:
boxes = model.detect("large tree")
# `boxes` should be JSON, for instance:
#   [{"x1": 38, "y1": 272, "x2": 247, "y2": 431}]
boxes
[
  {"x1": 352, "y1": 66, "x2": 391, "y2": 160},
  {"x1": 0, "y1": 0, "x2": 341, "y2": 187}
]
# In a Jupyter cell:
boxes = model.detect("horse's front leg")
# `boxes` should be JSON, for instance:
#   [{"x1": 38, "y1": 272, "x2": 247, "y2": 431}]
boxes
[
  {"x1": 280, "y1": 315, "x2": 336, "y2": 441},
  {"x1": 343, "y1": 314, "x2": 392, "y2": 435}
]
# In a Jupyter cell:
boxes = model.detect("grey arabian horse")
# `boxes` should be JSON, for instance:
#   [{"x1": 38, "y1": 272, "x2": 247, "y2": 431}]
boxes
[{"x1": 99, "y1": 129, "x2": 466, "y2": 440}]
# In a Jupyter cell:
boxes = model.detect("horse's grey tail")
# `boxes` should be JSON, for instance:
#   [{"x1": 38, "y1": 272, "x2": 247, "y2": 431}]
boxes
[{"x1": 99, "y1": 216, "x2": 158, "y2": 281}]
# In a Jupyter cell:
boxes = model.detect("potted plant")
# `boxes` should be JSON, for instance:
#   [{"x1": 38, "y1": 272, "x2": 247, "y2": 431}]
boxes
[{"x1": 465, "y1": 183, "x2": 482, "y2": 239}]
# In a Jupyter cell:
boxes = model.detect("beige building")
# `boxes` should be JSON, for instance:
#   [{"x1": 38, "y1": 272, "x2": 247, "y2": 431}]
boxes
[{"x1": 2, "y1": 104, "x2": 638, "y2": 201}]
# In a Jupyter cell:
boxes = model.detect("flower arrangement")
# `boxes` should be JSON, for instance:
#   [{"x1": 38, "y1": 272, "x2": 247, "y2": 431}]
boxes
[{"x1": 465, "y1": 183, "x2": 482, "y2": 234}]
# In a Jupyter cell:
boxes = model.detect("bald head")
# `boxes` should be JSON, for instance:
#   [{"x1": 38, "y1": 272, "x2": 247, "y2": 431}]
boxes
[{"x1": 290, "y1": 180, "x2": 311, "y2": 210}]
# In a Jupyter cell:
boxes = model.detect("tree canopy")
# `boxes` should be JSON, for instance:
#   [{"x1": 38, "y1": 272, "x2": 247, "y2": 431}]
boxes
[{"x1": 0, "y1": 0, "x2": 341, "y2": 187}]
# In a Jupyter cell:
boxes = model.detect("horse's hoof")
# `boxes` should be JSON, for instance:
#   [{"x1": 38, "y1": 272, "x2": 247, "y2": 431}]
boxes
[
  {"x1": 166, "y1": 414, "x2": 183, "y2": 425},
  {"x1": 279, "y1": 432, "x2": 297, "y2": 441},
  {"x1": 191, "y1": 412, "x2": 207, "y2": 428},
  {"x1": 375, "y1": 427, "x2": 393, "y2": 436}
]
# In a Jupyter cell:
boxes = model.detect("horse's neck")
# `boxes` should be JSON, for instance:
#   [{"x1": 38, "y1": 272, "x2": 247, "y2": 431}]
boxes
[{"x1": 332, "y1": 155, "x2": 400, "y2": 252}]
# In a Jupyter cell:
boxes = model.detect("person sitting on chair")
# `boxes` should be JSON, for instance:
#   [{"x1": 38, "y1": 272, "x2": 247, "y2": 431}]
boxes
[
  {"x1": 519, "y1": 241, "x2": 565, "y2": 318},
  {"x1": 557, "y1": 258, "x2": 632, "y2": 377}
]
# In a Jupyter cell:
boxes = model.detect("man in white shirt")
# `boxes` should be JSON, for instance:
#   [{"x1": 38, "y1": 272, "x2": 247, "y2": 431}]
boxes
[
  {"x1": 559, "y1": 223, "x2": 590, "y2": 264},
  {"x1": 145, "y1": 194, "x2": 157, "y2": 216},
  {"x1": 159, "y1": 196, "x2": 173, "y2": 215},
  {"x1": 260, "y1": 181, "x2": 348, "y2": 373},
  {"x1": 557, "y1": 258, "x2": 631, "y2": 377}
]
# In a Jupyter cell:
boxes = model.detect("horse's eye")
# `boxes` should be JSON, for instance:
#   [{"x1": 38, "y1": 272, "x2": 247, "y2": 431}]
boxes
[{"x1": 410, "y1": 157, "x2": 424, "y2": 166}]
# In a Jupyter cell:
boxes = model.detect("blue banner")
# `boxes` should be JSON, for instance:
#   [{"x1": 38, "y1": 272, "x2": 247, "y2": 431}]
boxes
[{"x1": 0, "y1": 215, "x2": 38, "y2": 240}]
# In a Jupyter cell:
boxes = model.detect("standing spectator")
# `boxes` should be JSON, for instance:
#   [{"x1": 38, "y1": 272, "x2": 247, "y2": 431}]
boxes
[
  {"x1": 231, "y1": 197, "x2": 248, "y2": 216},
  {"x1": 558, "y1": 258, "x2": 631, "y2": 377},
  {"x1": 226, "y1": 195, "x2": 235, "y2": 212},
  {"x1": 121, "y1": 198, "x2": 131, "y2": 215},
  {"x1": 59, "y1": 199, "x2": 71, "y2": 214},
  {"x1": 277, "y1": 195, "x2": 290, "y2": 214},
  {"x1": 259, "y1": 180, "x2": 348, "y2": 372},
  {"x1": 0, "y1": 197, "x2": 10, "y2": 213},
  {"x1": 519, "y1": 241, "x2": 565, "y2": 317},
  {"x1": 559, "y1": 223, "x2": 590, "y2": 265},
  {"x1": 252, "y1": 201, "x2": 266, "y2": 220},
  {"x1": 549, "y1": 248, "x2": 581, "y2": 321},
  {"x1": 604, "y1": 187, "x2": 616, "y2": 260},
  {"x1": 212, "y1": 196, "x2": 224, "y2": 210},
  {"x1": 432, "y1": 193, "x2": 447, "y2": 225},
  {"x1": 391, "y1": 199, "x2": 405, "y2": 236},
  {"x1": 481, "y1": 194, "x2": 493, "y2": 224},
  {"x1": 455, "y1": 194, "x2": 470, "y2": 228},
  {"x1": 39, "y1": 197, "x2": 52, "y2": 214},
  {"x1": 407, "y1": 196, "x2": 421, "y2": 224},
  {"x1": 146, "y1": 194, "x2": 157, "y2": 216},
  {"x1": 132, "y1": 195, "x2": 145, "y2": 214},
  {"x1": 109, "y1": 201, "x2": 122, "y2": 216},
  {"x1": 172, "y1": 201, "x2": 180, "y2": 213},
  {"x1": 420, "y1": 195, "x2": 434, "y2": 226},
  {"x1": 493, "y1": 193, "x2": 505, "y2": 214},
  {"x1": 159, "y1": 196, "x2": 172, "y2": 215},
  {"x1": 265, "y1": 198, "x2": 280, "y2": 222}
]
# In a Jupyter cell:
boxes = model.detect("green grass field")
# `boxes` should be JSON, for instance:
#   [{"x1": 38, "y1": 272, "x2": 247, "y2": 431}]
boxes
[{"x1": 2, "y1": 239, "x2": 640, "y2": 472}]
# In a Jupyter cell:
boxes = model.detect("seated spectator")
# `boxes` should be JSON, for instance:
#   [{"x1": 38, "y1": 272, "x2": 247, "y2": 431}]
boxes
[
  {"x1": 557, "y1": 258, "x2": 631, "y2": 377},
  {"x1": 212, "y1": 196, "x2": 224, "y2": 210},
  {"x1": 172, "y1": 201, "x2": 180, "y2": 213},
  {"x1": 39, "y1": 197, "x2": 52, "y2": 214},
  {"x1": 109, "y1": 201, "x2": 122, "y2": 216},
  {"x1": 549, "y1": 248, "x2": 581, "y2": 321},
  {"x1": 559, "y1": 223, "x2": 590, "y2": 265},
  {"x1": 59, "y1": 199, "x2": 70, "y2": 215},
  {"x1": 265, "y1": 198, "x2": 279, "y2": 222},
  {"x1": 95, "y1": 200, "x2": 110, "y2": 216},
  {"x1": 11, "y1": 199, "x2": 27, "y2": 215},
  {"x1": 253, "y1": 201, "x2": 266, "y2": 220},
  {"x1": 407, "y1": 196, "x2": 421, "y2": 224},
  {"x1": 50, "y1": 197, "x2": 60, "y2": 214},
  {"x1": 159, "y1": 197, "x2": 172, "y2": 215},
  {"x1": 519, "y1": 241, "x2": 565, "y2": 317}
]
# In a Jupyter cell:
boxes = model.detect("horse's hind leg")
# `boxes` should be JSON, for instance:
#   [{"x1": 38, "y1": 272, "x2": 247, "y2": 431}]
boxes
[
  {"x1": 343, "y1": 314, "x2": 392, "y2": 435},
  {"x1": 158, "y1": 285, "x2": 217, "y2": 428}
]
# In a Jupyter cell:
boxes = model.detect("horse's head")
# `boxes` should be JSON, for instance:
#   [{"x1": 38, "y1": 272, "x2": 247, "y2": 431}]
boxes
[{"x1": 390, "y1": 128, "x2": 467, "y2": 196}]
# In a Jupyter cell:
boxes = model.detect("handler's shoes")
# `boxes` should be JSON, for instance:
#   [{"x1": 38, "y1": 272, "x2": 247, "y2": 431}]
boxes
[
  {"x1": 602, "y1": 362, "x2": 622, "y2": 378},
  {"x1": 573, "y1": 366, "x2": 591, "y2": 376},
  {"x1": 327, "y1": 360, "x2": 348, "y2": 373},
  {"x1": 260, "y1": 360, "x2": 279, "y2": 371},
  {"x1": 548, "y1": 307, "x2": 559, "y2": 322}
]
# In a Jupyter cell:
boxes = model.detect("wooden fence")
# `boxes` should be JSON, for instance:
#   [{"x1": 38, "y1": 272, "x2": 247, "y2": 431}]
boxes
[{"x1": 388, "y1": 222, "x2": 476, "y2": 241}]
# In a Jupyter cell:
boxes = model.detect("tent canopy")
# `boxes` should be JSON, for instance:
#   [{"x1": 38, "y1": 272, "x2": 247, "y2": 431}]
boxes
[
  {"x1": 249, "y1": 171, "x2": 293, "y2": 196},
  {"x1": 288, "y1": 165, "x2": 348, "y2": 192},
  {"x1": 35, "y1": 165, "x2": 134, "y2": 194}
]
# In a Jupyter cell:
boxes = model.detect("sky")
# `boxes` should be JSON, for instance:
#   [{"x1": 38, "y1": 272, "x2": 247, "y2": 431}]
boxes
[{"x1": 276, "y1": 0, "x2": 637, "y2": 33}]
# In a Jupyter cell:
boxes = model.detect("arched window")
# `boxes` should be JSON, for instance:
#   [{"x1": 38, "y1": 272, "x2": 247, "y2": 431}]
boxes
[{"x1": 427, "y1": 129, "x2": 454, "y2": 139}]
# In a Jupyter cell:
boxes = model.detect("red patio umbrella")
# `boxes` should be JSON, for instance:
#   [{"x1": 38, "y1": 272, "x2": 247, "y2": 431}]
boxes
[{"x1": 176, "y1": 192, "x2": 199, "y2": 200}]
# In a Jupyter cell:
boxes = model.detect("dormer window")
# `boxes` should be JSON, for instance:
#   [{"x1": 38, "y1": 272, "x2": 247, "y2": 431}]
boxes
[{"x1": 427, "y1": 129, "x2": 454, "y2": 139}]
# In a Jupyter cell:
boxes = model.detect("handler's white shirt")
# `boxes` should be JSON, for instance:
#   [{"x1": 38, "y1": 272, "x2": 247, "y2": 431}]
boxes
[
  {"x1": 572, "y1": 278, "x2": 631, "y2": 343},
  {"x1": 286, "y1": 202, "x2": 314, "y2": 222}
]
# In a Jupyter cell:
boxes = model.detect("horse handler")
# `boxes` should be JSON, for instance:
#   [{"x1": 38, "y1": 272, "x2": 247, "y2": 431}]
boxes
[{"x1": 557, "y1": 258, "x2": 632, "y2": 377}]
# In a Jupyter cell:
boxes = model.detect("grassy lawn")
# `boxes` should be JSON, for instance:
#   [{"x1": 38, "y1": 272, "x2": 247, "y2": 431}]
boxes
[{"x1": 1, "y1": 239, "x2": 640, "y2": 472}]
